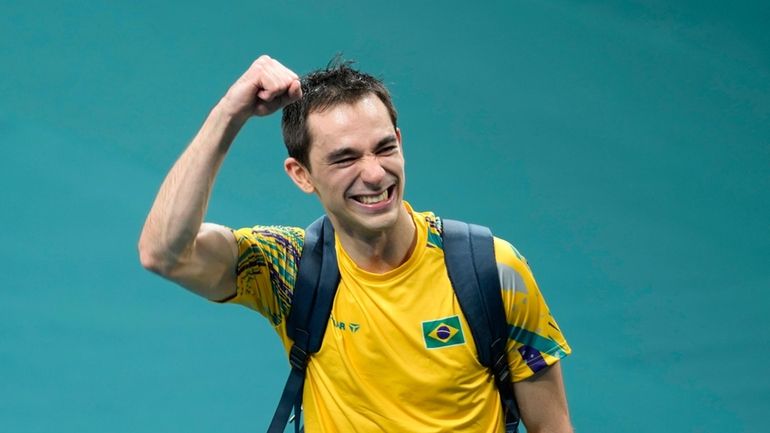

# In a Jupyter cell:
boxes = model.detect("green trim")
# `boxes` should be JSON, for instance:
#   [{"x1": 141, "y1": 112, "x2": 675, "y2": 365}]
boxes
[
  {"x1": 508, "y1": 325, "x2": 568, "y2": 358},
  {"x1": 427, "y1": 231, "x2": 443, "y2": 249}
]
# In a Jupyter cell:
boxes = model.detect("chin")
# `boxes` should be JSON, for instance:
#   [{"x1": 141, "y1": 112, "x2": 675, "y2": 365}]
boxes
[
  {"x1": 355, "y1": 210, "x2": 398, "y2": 232},
  {"x1": 343, "y1": 204, "x2": 402, "y2": 236}
]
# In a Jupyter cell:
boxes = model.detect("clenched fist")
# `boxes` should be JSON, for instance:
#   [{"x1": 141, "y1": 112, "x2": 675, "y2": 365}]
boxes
[{"x1": 222, "y1": 55, "x2": 303, "y2": 120}]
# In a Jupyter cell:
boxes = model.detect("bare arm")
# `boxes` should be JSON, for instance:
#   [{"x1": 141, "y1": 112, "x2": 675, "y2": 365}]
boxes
[
  {"x1": 138, "y1": 55, "x2": 302, "y2": 300},
  {"x1": 514, "y1": 362, "x2": 573, "y2": 433}
]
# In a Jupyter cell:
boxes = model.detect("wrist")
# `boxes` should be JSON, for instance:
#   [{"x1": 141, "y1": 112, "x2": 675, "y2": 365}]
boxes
[
  {"x1": 215, "y1": 95, "x2": 252, "y2": 127},
  {"x1": 197, "y1": 101, "x2": 249, "y2": 153}
]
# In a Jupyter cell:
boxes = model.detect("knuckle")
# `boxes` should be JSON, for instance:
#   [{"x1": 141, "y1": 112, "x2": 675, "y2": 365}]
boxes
[{"x1": 252, "y1": 55, "x2": 270, "y2": 68}]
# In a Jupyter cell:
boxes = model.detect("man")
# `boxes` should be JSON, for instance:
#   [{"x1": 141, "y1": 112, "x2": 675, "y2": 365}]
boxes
[{"x1": 139, "y1": 55, "x2": 573, "y2": 432}]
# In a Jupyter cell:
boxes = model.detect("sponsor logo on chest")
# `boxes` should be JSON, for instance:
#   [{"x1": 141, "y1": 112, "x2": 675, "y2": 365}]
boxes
[{"x1": 331, "y1": 317, "x2": 361, "y2": 333}]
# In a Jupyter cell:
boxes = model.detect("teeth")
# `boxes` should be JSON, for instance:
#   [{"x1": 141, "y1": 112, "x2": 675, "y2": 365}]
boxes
[{"x1": 357, "y1": 190, "x2": 388, "y2": 204}]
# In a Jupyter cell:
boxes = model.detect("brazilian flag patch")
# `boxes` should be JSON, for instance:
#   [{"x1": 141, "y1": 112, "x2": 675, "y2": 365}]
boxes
[{"x1": 422, "y1": 315, "x2": 466, "y2": 349}]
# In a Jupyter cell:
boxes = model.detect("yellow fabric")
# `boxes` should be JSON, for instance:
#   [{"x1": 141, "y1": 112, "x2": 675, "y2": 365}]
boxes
[{"x1": 228, "y1": 205, "x2": 571, "y2": 432}]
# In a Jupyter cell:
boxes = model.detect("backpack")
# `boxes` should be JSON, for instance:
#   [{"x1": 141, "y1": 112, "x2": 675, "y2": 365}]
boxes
[{"x1": 266, "y1": 216, "x2": 521, "y2": 433}]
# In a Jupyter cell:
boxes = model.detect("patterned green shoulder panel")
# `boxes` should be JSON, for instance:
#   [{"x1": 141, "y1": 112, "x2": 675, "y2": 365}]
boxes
[
  {"x1": 234, "y1": 225, "x2": 305, "y2": 325},
  {"x1": 421, "y1": 211, "x2": 444, "y2": 249}
]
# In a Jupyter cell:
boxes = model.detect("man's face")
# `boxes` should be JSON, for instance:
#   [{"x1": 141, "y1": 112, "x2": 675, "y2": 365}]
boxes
[{"x1": 301, "y1": 95, "x2": 405, "y2": 237}]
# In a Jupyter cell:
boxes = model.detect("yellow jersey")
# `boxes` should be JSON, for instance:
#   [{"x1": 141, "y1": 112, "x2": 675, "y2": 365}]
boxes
[{"x1": 226, "y1": 204, "x2": 571, "y2": 432}]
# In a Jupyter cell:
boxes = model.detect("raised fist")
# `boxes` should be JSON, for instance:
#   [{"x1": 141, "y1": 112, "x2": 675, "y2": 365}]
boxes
[{"x1": 223, "y1": 55, "x2": 303, "y2": 119}]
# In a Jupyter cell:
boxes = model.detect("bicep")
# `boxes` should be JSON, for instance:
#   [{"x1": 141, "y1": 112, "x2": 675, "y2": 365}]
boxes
[
  {"x1": 164, "y1": 223, "x2": 238, "y2": 301},
  {"x1": 513, "y1": 362, "x2": 573, "y2": 433}
]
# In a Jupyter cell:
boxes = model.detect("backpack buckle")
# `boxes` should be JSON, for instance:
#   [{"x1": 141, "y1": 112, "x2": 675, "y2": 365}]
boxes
[
  {"x1": 491, "y1": 338, "x2": 510, "y2": 383},
  {"x1": 493, "y1": 352, "x2": 510, "y2": 383},
  {"x1": 289, "y1": 345, "x2": 309, "y2": 371}
]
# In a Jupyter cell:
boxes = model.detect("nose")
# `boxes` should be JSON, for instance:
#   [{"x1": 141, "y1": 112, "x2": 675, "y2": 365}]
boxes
[{"x1": 359, "y1": 155, "x2": 386, "y2": 186}]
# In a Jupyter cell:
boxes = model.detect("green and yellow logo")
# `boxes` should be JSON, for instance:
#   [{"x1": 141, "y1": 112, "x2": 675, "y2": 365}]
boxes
[{"x1": 422, "y1": 315, "x2": 466, "y2": 349}]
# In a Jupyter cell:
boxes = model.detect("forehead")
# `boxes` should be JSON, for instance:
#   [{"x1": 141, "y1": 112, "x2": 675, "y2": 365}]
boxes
[{"x1": 306, "y1": 95, "x2": 394, "y2": 153}]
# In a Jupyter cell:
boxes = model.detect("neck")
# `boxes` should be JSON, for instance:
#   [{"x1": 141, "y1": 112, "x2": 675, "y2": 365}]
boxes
[{"x1": 334, "y1": 206, "x2": 416, "y2": 273}]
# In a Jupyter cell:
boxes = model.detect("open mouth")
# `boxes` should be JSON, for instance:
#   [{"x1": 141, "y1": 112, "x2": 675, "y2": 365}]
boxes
[{"x1": 351, "y1": 185, "x2": 395, "y2": 206}]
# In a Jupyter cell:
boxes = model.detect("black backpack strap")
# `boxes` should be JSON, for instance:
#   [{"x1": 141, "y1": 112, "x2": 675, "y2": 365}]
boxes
[
  {"x1": 267, "y1": 216, "x2": 340, "y2": 433},
  {"x1": 442, "y1": 219, "x2": 521, "y2": 433}
]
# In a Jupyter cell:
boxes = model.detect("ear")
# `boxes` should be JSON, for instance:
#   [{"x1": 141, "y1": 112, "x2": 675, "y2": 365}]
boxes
[{"x1": 284, "y1": 157, "x2": 315, "y2": 194}]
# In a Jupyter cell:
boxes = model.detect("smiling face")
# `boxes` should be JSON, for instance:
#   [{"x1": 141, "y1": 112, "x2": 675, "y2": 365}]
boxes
[{"x1": 284, "y1": 94, "x2": 408, "y2": 239}]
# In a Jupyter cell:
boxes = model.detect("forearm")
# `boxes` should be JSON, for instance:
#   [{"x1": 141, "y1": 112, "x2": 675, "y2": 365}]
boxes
[
  {"x1": 138, "y1": 100, "x2": 246, "y2": 273},
  {"x1": 525, "y1": 423, "x2": 573, "y2": 433}
]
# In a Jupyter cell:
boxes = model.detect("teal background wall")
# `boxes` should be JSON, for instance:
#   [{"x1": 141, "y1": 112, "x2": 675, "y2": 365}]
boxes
[{"x1": 2, "y1": 1, "x2": 768, "y2": 432}]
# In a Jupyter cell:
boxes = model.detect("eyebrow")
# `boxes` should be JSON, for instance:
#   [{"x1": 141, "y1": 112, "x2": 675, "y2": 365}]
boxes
[
  {"x1": 373, "y1": 134, "x2": 398, "y2": 151},
  {"x1": 325, "y1": 134, "x2": 398, "y2": 163}
]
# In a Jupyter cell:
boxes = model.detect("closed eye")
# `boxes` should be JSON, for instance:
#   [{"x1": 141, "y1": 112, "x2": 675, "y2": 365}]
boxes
[
  {"x1": 377, "y1": 145, "x2": 398, "y2": 155},
  {"x1": 333, "y1": 156, "x2": 357, "y2": 166},
  {"x1": 326, "y1": 147, "x2": 359, "y2": 166}
]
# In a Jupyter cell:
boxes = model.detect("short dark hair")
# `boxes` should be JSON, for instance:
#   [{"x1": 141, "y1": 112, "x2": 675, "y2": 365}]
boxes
[{"x1": 281, "y1": 57, "x2": 398, "y2": 170}]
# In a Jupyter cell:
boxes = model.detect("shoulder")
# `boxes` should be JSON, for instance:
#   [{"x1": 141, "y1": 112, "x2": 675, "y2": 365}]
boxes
[
  {"x1": 227, "y1": 224, "x2": 306, "y2": 326},
  {"x1": 232, "y1": 225, "x2": 305, "y2": 252},
  {"x1": 415, "y1": 209, "x2": 528, "y2": 265},
  {"x1": 230, "y1": 224, "x2": 306, "y2": 283},
  {"x1": 492, "y1": 236, "x2": 528, "y2": 268},
  {"x1": 492, "y1": 235, "x2": 538, "y2": 293}
]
